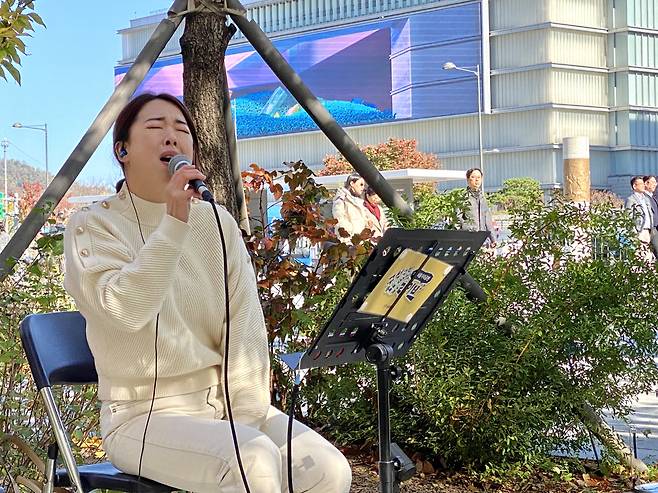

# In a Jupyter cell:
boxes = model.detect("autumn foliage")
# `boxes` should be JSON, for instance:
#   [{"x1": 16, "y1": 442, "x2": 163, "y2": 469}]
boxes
[
  {"x1": 242, "y1": 161, "x2": 375, "y2": 406},
  {"x1": 241, "y1": 160, "x2": 374, "y2": 321},
  {"x1": 17, "y1": 181, "x2": 113, "y2": 222},
  {"x1": 320, "y1": 138, "x2": 440, "y2": 176},
  {"x1": 18, "y1": 182, "x2": 72, "y2": 220}
]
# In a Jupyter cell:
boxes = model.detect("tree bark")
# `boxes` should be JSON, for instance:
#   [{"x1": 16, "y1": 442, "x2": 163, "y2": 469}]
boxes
[
  {"x1": 181, "y1": 12, "x2": 238, "y2": 218},
  {"x1": 578, "y1": 403, "x2": 648, "y2": 473}
]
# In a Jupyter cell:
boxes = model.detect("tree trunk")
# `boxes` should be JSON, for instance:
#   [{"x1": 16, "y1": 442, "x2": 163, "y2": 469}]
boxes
[
  {"x1": 578, "y1": 403, "x2": 648, "y2": 473},
  {"x1": 181, "y1": 12, "x2": 238, "y2": 218}
]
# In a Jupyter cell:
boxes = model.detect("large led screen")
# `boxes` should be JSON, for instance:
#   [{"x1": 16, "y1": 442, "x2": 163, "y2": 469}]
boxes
[{"x1": 115, "y1": 1, "x2": 484, "y2": 138}]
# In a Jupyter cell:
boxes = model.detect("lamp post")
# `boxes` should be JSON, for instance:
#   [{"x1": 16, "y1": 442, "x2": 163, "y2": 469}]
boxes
[
  {"x1": 1, "y1": 138, "x2": 8, "y2": 229},
  {"x1": 12, "y1": 122, "x2": 48, "y2": 187},
  {"x1": 443, "y1": 61, "x2": 483, "y2": 184}
]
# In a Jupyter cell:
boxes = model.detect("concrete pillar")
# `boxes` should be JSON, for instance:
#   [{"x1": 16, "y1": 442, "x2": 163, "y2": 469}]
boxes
[{"x1": 563, "y1": 136, "x2": 590, "y2": 203}]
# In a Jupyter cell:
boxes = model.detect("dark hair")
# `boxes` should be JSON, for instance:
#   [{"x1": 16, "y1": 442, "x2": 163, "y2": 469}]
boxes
[
  {"x1": 466, "y1": 167, "x2": 483, "y2": 180},
  {"x1": 344, "y1": 173, "x2": 362, "y2": 189},
  {"x1": 643, "y1": 175, "x2": 656, "y2": 183},
  {"x1": 365, "y1": 186, "x2": 377, "y2": 196},
  {"x1": 631, "y1": 176, "x2": 644, "y2": 188},
  {"x1": 113, "y1": 93, "x2": 200, "y2": 192}
]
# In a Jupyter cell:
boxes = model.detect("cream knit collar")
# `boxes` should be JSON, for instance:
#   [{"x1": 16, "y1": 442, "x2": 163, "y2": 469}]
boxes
[{"x1": 116, "y1": 181, "x2": 167, "y2": 227}]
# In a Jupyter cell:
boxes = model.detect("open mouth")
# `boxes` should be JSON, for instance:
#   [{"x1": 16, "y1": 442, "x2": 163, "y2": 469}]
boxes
[{"x1": 160, "y1": 155, "x2": 176, "y2": 166}]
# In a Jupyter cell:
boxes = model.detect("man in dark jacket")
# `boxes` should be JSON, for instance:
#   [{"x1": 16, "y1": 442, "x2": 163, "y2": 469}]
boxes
[{"x1": 461, "y1": 168, "x2": 496, "y2": 244}]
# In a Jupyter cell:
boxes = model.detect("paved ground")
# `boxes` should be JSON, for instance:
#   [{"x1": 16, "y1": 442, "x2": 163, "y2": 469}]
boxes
[
  {"x1": 570, "y1": 392, "x2": 658, "y2": 465},
  {"x1": 603, "y1": 393, "x2": 658, "y2": 463}
]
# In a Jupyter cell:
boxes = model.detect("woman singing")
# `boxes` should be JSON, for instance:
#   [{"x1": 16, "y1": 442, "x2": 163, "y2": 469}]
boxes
[{"x1": 64, "y1": 93, "x2": 351, "y2": 492}]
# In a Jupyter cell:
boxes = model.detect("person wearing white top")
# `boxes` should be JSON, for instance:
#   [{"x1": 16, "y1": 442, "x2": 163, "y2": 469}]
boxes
[
  {"x1": 332, "y1": 173, "x2": 369, "y2": 242},
  {"x1": 63, "y1": 93, "x2": 351, "y2": 493},
  {"x1": 643, "y1": 175, "x2": 658, "y2": 258},
  {"x1": 626, "y1": 176, "x2": 654, "y2": 261}
]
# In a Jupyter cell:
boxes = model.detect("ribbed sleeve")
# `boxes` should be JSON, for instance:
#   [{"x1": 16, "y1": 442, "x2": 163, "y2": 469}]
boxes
[{"x1": 219, "y1": 207, "x2": 271, "y2": 428}]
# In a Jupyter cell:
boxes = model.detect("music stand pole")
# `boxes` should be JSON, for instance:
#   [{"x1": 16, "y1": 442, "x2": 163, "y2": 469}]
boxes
[{"x1": 367, "y1": 343, "x2": 397, "y2": 493}]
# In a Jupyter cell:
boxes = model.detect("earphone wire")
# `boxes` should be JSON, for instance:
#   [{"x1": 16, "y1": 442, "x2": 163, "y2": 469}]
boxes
[{"x1": 124, "y1": 181, "x2": 160, "y2": 489}]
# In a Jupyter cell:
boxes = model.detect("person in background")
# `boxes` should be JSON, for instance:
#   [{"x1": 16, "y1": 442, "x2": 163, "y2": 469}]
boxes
[
  {"x1": 643, "y1": 175, "x2": 658, "y2": 258},
  {"x1": 0, "y1": 222, "x2": 9, "y2": 250},
  {"x1": 626, "y1": 175, "x2": 654, "y2": 261},
  {"x1": 363, "y1": 186, "x2": 389, "y2": 239},
  {"x1": 461, "y1": 168, "x2": 496, "y2": 246},
  {"x1": 332, "y1": 173, "x2": 368, "y2": 242}
]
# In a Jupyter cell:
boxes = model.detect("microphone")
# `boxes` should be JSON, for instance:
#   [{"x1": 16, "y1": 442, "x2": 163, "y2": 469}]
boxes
[{"x1": 167, "y1": 154, "x2": 214, "y2": 203}]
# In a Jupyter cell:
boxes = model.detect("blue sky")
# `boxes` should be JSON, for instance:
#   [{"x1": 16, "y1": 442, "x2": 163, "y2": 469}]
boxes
[{"x1": 1, "y1": 1, "x2": 169, "y2": 187}]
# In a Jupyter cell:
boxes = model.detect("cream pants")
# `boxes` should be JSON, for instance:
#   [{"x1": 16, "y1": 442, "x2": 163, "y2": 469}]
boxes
[{"x1": 100, "y1": 386, "x2": 351, "y2": 493}]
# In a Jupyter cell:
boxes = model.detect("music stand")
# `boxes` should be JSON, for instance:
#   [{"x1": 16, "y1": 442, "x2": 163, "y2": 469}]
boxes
[{"x1": 282, "y1": 228, "x2": 488, "y2": 493}]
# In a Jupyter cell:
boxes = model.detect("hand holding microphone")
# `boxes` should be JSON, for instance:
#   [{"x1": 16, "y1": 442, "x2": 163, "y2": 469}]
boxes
[
  {"x1": 165, "y1": 155, "x2": 212, "y2": 223},
  {"x1": 168, "y1": 155, "x2": 214, "y2": 203}
]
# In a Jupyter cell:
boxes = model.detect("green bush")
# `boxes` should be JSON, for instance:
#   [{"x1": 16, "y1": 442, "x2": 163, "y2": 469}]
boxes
[
  {"x1": 0, "y1": 233, "x2": 102, "y2": 489},
  {"x1": 489, "y1": 177, "x2": 543, "y2": 212},
  {"x1": 301, "y1": 190, "x2": 658, "y2": 472},
  {"x1": 391, "y1": 186, "x2": 469, "y2": 230}
]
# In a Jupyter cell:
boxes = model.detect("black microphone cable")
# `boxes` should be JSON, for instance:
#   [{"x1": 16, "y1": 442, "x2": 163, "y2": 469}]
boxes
[
  {"x1": 128, "y1": 184, "x2": 252, "y2": 492},
  {"x1": 287, "y1": 380, "x2": 301, "y2": 493},
  {"x1": 167, "y1": 156, "x2": 253, "y2": 492},
  {"x1": 210, "y1": 195, "x2": 299, "y2": 493},
  {"x1": 208, "y1": 199, "x2": 252, "y2": 493}
]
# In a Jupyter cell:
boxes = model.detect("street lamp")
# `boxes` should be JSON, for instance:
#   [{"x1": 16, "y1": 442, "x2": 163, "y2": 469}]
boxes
[
  {"x1": 12, "y1": 122, "x2": 48, "y2": 187},
  {"x1": 1, "y1": 138, "x2": 8, "y2": 230},
  {"x1": 443, "y1": 61, "x2": 483, "y2": 184}
]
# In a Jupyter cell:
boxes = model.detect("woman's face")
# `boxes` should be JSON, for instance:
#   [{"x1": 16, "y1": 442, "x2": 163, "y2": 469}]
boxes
[
  {"x1": 366, "y1": 192, "x2": 381, "y2": 205},
  {"x1": 119, "y1": 99, "x2": 195, "y2": 201},
  {"x1": 349, "y1": 178, "x2": 366, "y2": 197}
]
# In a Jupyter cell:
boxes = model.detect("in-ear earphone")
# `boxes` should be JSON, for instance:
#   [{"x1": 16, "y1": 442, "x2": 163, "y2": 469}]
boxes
[{"x1": 119, "y1": 147, "x2": 128, "y2": 158}]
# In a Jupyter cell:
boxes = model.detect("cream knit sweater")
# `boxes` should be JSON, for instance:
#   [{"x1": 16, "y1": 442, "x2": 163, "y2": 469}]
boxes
[{"x1": 64, "y1": 183, "x2": 270, "y2": 428}]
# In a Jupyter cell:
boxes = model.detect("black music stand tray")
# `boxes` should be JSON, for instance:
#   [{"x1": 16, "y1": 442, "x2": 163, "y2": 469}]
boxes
[{"x1": 282, "y1": 228, "x2": 488, "y2": 493}]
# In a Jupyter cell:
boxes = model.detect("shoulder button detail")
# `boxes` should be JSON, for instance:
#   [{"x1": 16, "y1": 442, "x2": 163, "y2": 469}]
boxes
[
  {"x1": 80, "y1": 249, "x2": 90, "y2": 257},
  {"x1": 101, "y1": 201, "x2": 110, "y2": 209},
  {"x1": 75, "y1": 226, "x2": 85, "y2": 234}
]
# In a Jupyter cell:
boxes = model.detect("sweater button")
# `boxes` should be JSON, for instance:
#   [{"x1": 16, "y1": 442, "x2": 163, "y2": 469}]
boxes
[
  {"x1": 80, "y1": 249, "x2": 89, "y2": 257},
  {"x1": 75, "y1": 226, "x2": 84, "y2": 234},
  {"x1": 101, "y1": 201, "x2": 110, "y2": 209}
]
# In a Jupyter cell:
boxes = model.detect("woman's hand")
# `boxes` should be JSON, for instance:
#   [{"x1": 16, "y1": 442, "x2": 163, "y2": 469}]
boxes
[{"x1": 164, "y1": 164, "x2": 206, "y2": 223}]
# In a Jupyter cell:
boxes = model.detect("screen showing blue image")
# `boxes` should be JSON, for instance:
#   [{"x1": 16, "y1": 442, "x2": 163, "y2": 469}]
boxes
[{"x1": 115, "y1": 1, "x2": 483, "y2": 138}]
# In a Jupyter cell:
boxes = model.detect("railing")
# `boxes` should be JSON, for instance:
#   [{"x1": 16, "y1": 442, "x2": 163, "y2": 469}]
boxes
[
  {"x1": 233, "y1": 0, "x2": 448, "y2": 40},
  {"x1": 121, "y1": 0, "x2": 458, "y2": 61}
]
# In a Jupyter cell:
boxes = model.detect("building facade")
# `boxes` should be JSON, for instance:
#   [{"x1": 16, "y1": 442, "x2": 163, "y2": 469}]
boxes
[{"x1": 116, "y1": 0, "x2": 658, "y2": 195}]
